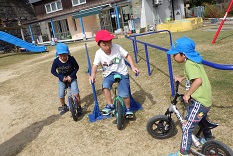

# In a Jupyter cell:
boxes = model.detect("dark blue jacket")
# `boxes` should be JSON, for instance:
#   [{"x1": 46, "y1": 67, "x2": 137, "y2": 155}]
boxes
[{"x1": 51, "y1": 55, "x2": 79, "y2": 81}]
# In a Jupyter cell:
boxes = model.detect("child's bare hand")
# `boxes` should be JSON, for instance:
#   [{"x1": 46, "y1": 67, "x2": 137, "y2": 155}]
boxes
[
  {"x1": 63, "y1": 76, "x2": 67, "y2": 82},
  {"x1": 132, "y1": 66, "x2": 139, "y2": 74},
  {"x1": 183, "y1": 94, "x2": 191, "y2": 104},
  {"x1": 89, "y1": 76, "x2": 96, "y2": 84},
  {"x1": 174, "y1": 76, "x2": 185, "y2": 82},
  {"x1": 67, "y1": 76, "x2": 72, "y2": 82}
]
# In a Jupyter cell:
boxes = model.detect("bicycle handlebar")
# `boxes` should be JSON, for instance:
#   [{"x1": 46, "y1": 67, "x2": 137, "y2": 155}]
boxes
[{"x1": 175, "y1": 81, "x2": 179, "y2": 93}]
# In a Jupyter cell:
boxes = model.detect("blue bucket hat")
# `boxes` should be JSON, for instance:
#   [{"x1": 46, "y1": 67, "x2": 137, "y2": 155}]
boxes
[
  {"x1": 56, "y1": 43, "x2": 69, "y2": 54},
  {"x1": 167, "y1": 37, "x2": 202, "y2": 63}
]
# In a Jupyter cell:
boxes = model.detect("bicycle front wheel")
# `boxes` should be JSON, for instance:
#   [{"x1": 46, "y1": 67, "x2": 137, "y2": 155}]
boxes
[
  {"x1": 68, "y1": 96, "x2": 78, "y2": 121},
  {"x1": 201, "y1": 140, "x2": 233, "y2": 156},
  {"x1": 146, "y1": 115, "x2": 176, "y2": 139},
  {"x1": 116, "y1": 100, "x2": 124, "y2": 130}
]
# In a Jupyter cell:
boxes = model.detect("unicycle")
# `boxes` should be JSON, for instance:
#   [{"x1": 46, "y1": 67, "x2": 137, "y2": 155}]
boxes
[
  {"x1": 113, "y1": 74, "x2": 134, "y2": 130},
  {"x1": 146, "y1": 81, "x2": 233, "y2": 156},
  {"x1": 112, "y1": 74, "x2": 125, "y2": 130},
  {"x1": 66, "y1": 82, "x2": 82, "y2": 121}
]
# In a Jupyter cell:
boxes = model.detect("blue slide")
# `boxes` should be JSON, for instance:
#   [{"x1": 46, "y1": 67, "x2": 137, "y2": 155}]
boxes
[{"x1": 0, "y1": 31, "x2": 46, "y2": 52}]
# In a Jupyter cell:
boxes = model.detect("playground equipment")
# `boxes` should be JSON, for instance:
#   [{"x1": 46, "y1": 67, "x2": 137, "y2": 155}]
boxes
[
  {"x1": 0, "y1": 31, "x2": 46, "y2": 52},
  {"x1": 212, "y1": 0, "x2": 233, "y2": 44},
  {"x1": 126, "y1": 30, "x2": 233, "y2": 95},
  {"x1": 84, "y1": 43, "x2": 142, "y2": 122}
]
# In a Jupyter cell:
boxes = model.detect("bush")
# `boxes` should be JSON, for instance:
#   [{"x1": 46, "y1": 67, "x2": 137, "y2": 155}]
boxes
[{"x1": 203, "y1": 3, "x2": 225, "y2": 18}]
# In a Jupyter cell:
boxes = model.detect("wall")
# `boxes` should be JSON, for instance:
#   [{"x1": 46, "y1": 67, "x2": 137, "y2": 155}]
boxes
[{"x1": 68, "y1": 15, "x2": 98, "y2": 39}]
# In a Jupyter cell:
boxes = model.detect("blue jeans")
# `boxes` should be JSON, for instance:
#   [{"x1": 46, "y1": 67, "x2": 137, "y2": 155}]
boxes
[
  {"x1": 180, "y1": 100, "x2": 211, "y2": 155},
  {"x1": 102, "y1": 72, "x2": 130, "y2": 98},
  {"x1": 58, "y1": 79, "x2": 79, "y2": 98}
]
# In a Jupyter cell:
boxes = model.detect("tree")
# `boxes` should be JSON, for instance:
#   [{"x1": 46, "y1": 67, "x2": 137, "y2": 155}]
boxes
[{"x1": 189, "y1": 0, "x2": 217, "y2": 7}]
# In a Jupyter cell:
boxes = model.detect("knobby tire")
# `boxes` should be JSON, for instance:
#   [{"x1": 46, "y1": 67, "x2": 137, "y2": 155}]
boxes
[
  {"x1": 116, "y1": 100, "x2": 123, "y2": 130},
  {"x1": 201, "y1": 139, "x2": 233, "y2": 156},
  {"x1": 146, "y1": 115, "x2": 176, "y2": 139},
  {"x1": 68, "y1": 96, "x2": 78, "y2": 121}
]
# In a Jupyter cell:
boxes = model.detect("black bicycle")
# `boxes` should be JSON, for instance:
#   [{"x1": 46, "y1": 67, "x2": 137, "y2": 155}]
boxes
[{"x1": 146, "y1": 81, "x2": 233, "y2": 156}]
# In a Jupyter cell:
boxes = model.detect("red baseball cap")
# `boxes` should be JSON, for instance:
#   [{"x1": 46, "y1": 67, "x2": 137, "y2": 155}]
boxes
[{"x1": 95, "y1": 30, "x2": 114, "y2": 43}]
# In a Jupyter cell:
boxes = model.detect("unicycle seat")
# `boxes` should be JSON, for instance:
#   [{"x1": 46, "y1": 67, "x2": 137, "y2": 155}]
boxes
[{"x1": 114, "y1": 74, "x2": 122, "y2": 83}]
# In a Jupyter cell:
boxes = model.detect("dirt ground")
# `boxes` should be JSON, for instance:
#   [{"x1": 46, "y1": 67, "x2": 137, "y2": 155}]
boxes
[{"x1": 0, "y1": 41, "x2": 232, "y2": 156}]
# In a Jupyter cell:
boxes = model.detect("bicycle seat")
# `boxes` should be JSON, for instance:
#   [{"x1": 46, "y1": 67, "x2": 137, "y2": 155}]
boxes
[
  {"x1": 198, "y1": 117, "x2": 218, "y2": 130},
  {"x1": 114, "y1": 74, "x2": 121, "y2": 83}
]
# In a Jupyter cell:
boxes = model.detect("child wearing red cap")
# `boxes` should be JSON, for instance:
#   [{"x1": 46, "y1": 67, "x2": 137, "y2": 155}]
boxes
[
  {"x1": 89, "y1": 30, "x2": 139, "y2": 117},
  {"x1": 167, "y1": 37, "x2": 212, "y2": 156}
]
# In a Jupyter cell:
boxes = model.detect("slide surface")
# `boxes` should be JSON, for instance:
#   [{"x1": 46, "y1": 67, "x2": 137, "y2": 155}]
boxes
[{"x1": 0, "y1": 31, "x2": 46, "y2": 52}]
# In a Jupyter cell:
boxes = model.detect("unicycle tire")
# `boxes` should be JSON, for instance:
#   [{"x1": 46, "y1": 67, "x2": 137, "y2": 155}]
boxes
[
  {"x1": 201, "y1": 139, "x2": 233, "y2": 156},
  {"x1": 146, "y1": 115, "x2": 176, "y2": 139},
  {"x1": 116, "y1": 100, "x2": 124, "y2": 130},
  {"x1": 68, "y1": 96, "x2": 78, "y2": 121}
]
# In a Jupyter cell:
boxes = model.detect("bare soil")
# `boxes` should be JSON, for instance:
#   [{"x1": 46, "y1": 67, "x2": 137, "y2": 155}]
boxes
[{"x1": 0, "y1": 41, "x2": 232, "y2": 156}]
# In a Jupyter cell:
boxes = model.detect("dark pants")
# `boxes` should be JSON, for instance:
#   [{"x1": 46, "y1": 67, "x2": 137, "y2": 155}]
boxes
[{"x1": 180, "y1": 100, "x2": 211, "y2": 155}]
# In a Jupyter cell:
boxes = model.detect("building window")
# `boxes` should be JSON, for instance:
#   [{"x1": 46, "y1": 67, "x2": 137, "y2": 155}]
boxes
[
  {"x1": 72, "y1": 0, "x2": 86, "y2": 7},
  {"x1": 45, "y1": 1, "x2": 63, "y2": 14}
]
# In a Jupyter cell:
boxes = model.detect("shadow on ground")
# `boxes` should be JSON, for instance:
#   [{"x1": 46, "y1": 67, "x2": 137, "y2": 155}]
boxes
[{"x1": 0, "y1": 114, "x2": 61, "y2": 156}]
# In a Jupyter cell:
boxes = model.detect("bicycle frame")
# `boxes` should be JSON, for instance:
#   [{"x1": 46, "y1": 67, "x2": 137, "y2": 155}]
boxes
[
  {"x1": 147, "y1": 82, "x2": 233, "y2": 156},
  {"x1": 165, "y1": 83, "x2": 211, "y2": 155}
]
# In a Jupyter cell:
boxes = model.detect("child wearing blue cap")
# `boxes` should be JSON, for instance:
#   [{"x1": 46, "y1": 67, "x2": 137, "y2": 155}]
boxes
[
  {"x1": 51, "y1": 43, "x2": 82, "y2": 115},
  {"x1": 167, "y1": 37, "x2": 212, "y2": 156}
]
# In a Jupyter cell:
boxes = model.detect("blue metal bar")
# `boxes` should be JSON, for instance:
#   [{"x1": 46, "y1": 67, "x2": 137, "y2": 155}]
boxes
[
  {"x1": 126, "y1": 30, "x2": 174, "y2": 95},
  {"x1": 132, "y1": 37, "x2": 138, "y2": 63},
  {"x1": 167, "y1": 32, "x2": 175, "y2": 96},
  {"x1": 50, "y1": 19, "x2": 56, "y2": 38},
  {"x1": 134, "y1": 36, "x2": 138, "y2": 54},
  {"x1": 202, "y1": 60, "x2": 233, "y2": 70},
  {"x1": 85, "y1": 43, "x2": 110, "y2": 122},
  {"x1": 79, "y1": 17, "x2": 85, "y2": 36},
  {"x1": 144, "y1": 45, "x2": 151, "y2": 76},
  {"x1": 28, "y1": 25, "x2": 34, "y2": 42},
  {"x1": 85, "y1": 43, "x2": 98, "y2": 106},
  {"x1": 126, "y1": 30, "x2": 233, "y2": 96},
  {"x1": 114, "y1": 4, "x2": 121, "y2": 29},
  {"x1": 167, "y1": 54, "x2": 175, "y2": 96}
]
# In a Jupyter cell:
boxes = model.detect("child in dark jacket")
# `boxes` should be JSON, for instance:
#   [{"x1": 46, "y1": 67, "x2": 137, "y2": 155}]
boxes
[{"x1": 51, "y1": 43, "x2": 82, "y2": 115}]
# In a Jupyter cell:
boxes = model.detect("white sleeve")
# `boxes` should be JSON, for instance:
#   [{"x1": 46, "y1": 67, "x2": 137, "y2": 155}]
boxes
[
  {"x1": 93, "y1": 50, "x2": 100, "y2": 66},
  {"x1": 118, "y1": 45, "x2": 128, "y2": 58}
]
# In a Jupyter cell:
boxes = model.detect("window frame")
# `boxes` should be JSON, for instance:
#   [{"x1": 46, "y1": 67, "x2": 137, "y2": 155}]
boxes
[
  {"x1": 71, "y1": 0, "x2": 86, "y2": 7},
  {"x1": 45, "y1": 1, "x2": 63, "y2": 14}
]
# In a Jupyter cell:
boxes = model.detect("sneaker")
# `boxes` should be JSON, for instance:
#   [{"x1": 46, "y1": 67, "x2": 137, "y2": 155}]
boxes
[
  {"x1": 58, "y1": 104, "x2": 68, "y2": 115},
  {"x1": 168, "y1": 151, "x2": 189, "y2": 156},
  {"x1": 77, "y1": 106, "x2": 83, "y2": 117},
  {"x1": 125, "y1": 108, "x2": 134, "y2": 119},
  {"x1": 102, "y1": 104, "x2": 115, "y2": 115},
  {"x1": 198, "y1": 137, "x2": 206, "y2": 145},
  {"x1": 58, "y1": 104, "x2": 68, "y2": 111}
]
